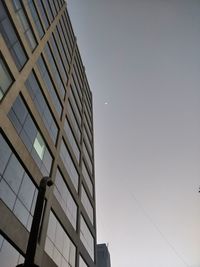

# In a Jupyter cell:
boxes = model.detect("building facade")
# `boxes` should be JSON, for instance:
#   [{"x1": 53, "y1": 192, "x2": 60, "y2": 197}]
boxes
[
  {"x1": 97, "y1": 244, "x2": 111, "y2": 267},
  {"x1": 0, "y1": 1, "x2": 96, "y2": 267}
]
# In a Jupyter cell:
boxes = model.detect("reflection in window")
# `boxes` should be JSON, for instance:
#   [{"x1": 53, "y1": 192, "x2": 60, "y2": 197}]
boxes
[
  {"x1": 11, "y1": 0, "x2": 37, "y2": 51},
  {"x1": 0, "y1": 0, "x2": 27, "y2": 70},
  {"x1": 0, "y1": 57, "x2": 13, "y2": 100},
  {"x1": 80, "y1": 216, "x2": 94, "y2": 261},
  {"x1": 54, "y1": 169, "x2": 77, "y2": 229},
  {"x1": 64, "y1": 118, "x2": 80, "y2": 162},
  {"x1": 0, "y1": 234, "x2": 24, "y2": 267},
  {"x1": 0, "y1": 134, "x2": 38, "y2": 231},
  {"x1": 82, "y1": 161, "x2": 93, "y2": 198},
  {"x1": 25, "y1": 71, "x2": 58, "y2": 144},
  {"x1": 79, "y1": 256, "x2": 88, "y2": 267},
  {"x1": 8, "y1": 96, "x2": 53, "y2": 176},
  {"x1": 27, "y1": 0, "x2": 44, "y2": 39},
  {"x1": 37, "y1": 55, "x2": 62, "y2": 116},
  {"x1": 60, "y1": 139, "x2": 79, "y2": 191},
  {"x1": 81, "y1": 185, "x2": 93, "y2": 225},
  {"x1": 45, "y1": 211, "x2": 76, "y2": 267}
]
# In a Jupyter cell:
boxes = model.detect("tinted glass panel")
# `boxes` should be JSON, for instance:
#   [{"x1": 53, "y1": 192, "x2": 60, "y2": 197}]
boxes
[
  {"x1": 0, "y1": 57, "x2": 13, "y2": 100},
  {"x1": 81, "y1": 185, "x2": 94, "y2": 224},
  {"x1": 64, "y1": 118, "x2": 80, "y2": 162},
  {"x1": 60, "y1": 139, "x2": 79, "y2": 191},
  {"x1": 12, "y1": 0, "x2": 37, "y2": 51},
  {"x1": 82, "y1": 161, "x2": 93, "y2": 198},
  {"x1": 0, "y1": 235, "x2": 24, "y2": 267},
  {"x1": 80, "y1": 216, "x2": 94, "y2": 261},
  {"x1": 54, "y1": 169, "x2": 77, "y2": 229},
  {"x1": 44, "y1": 43, "x2": 65, "y2": 99},
  {"x1": 27, "y1": 0, "x2": 44, "y2": 39},
  {"x1": 0, "y1": 134, "x2": 38, "y2": 231},
  {"x1": 45, "y1": 211, "x2": 76, "y2": 267},
  {"x1": 37, "y1": 55, "x2": 62, "y2": 116},
  {"x1": 8, "y1": 95, "x2": 53, "y2": 176},
  {"x1": 35, "y1": 0, "x2": 49, "y2": 29},
  {"x1": 0, "y1": 0, "x2": 27, "y2": 70},
  {"x1": 25, "y1": 71, "x2": 58, "y2": 144}
]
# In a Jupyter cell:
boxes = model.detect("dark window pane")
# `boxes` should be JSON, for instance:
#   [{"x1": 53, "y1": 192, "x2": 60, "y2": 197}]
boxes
[
  {"x1": 0, "y1": 57, "x2": 13, "y2": 99},
  {"x1": 3, "y1": 154, "x2": 24, "y2": 194},
  {"x1": 0, "y1": 179, "x2": 16, "y2": 210},
  {"x1": 0, "y1": 0, "x2": 27, "y2": 70},
  {"x1": 18, "y1": 173, "x2": 35, "y2": 210},
  {"x1": 0, "y1": 134, "x2": 12, "y2": 175},
  {"x1": 0, "y1": 235, "x2": 24, "y2": 267},
  {"x1": 27, "y1": 0, "x2": 44, "y2": 39}
]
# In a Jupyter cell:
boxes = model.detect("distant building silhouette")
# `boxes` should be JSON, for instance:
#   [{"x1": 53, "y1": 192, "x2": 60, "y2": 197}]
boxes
[{"x1": 97, "y1": 244, "x2": 111, "y2": 267}]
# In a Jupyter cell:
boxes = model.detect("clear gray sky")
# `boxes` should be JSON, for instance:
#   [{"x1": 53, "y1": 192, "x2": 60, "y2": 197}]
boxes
[{"x1": 68, "y1": 1, "x2": 200, "y2": 267}]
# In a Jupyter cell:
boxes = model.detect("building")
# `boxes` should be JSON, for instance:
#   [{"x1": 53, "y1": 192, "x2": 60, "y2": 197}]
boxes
[
  {"x1": 97, "y1": 244, "x2": 111, "y2": 267},
  {"x1": 0, "y1": 1, "x2": 96, "y2": 267}
]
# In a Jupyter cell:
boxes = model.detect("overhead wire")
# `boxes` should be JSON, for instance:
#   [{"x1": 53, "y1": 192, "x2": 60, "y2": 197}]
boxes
[{"x1": 129, "y1": 191, "x2": 190, "y2": 267}]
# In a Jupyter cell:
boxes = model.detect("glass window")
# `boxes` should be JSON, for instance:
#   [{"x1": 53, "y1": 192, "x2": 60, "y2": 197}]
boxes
[
  {"x1": 53, "y1": 27, "x2": 70, "y2": 73},
  {"x1": 54, "y1": 169, "x2": 77, "y2": 229},
  {"x1": 0, "y1": 0, "x2": 27, "y2": 70},
  {"x1": 67, "y1": 102, "x2": 81, "y2": 142},
  {"x1": 80, "y1": 215, "x2": 94, "y2": 261},
  {"x1": 0, "y1": 56, "x2": 13, "y2": 100},
  {"x1": 83, "y1": 142, "x2": 93, "y2": 175},
  {"x1": 82, "y1": 161, "x2": 93, "y2": 198},
  {"x1": 33, "y1": 132, "x2": 45, "y2": 160},
  {"x1": 44, "y1": 43, "x2": 65, "y2": 99},
  {"x1": 73, "y1": 63, "x2": 83, "y2": 99},
  {"x1": 25, "y1": 71, "x2": 58, "y2": 144},
  {"x1": 83, "y1": 127, "x2": 92, "y2": 157},
  {"x1": 79, "y1": 256, "x2": 88, "y2": 267},
  {"x1": 84, "y1": 115, "x2": 92, "y2": 142},
  {"x1": 64, "y1": 118, "x2": 80, "y2": 162},
  {"x1": 58, "y1": 19, "x2": 72, "y2": 62},
  {"x1": 8, "y1": 95, "x2": 53, "y2": 176},
  {"x1": 62, "y1": 11, "x2": 74, "y2": 51},
  {"x1": 84, "y1": 105, "x2": 92, "y2": 130},
  {"x1": 81, "y1": 185, "x2": 94, "y2": 224},
  {"x1": 11, "y1": 0, "x2": 37, "y2": 51},
  {"x1": 35, "y1": 0, "x2": 49, "y2": 30},
  {"x1": 49, "y1": 34, "x2": 68, "y2": 84},
  {"x1": 0, "y1": 234, "x2": 24, "y2": 267},
  {"x1": 45, "y1": 211, "x2": 76, "y2": 267},
  {"x1": 27, "y1": 0, "x2": 44, "y2": 39},
  {"x1": 60, "y1": 139, "x2": 79, "y2": 191},
  {"x1": 37, "y1": 55, "x2": 62, "y2": 116},
  {"x1": 69, "y1": 90, "x2": 81, "y2": 126},
  {"x1": 42, "y1": 0, "x2": 53, "y2": 23},
  {"x1": 71, "y1": 75, "x2": 82, "y2": 110},
  {"x1": 0, "y1": 134, "x2": 38, "y2": 231},
  {"x1": 48, "y1": 0, "x2": 57, "y2": 18}
]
